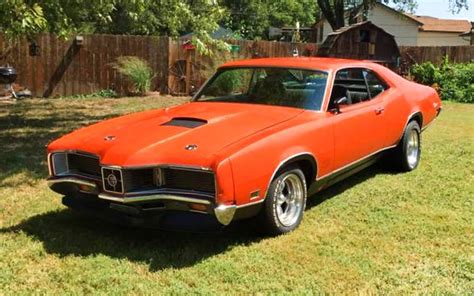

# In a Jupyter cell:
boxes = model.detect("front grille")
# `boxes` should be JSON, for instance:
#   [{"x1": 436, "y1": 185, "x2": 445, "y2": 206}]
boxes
[
  {"x1": 123, "y1": 169, "x2": 154, "y2": 192},
  {"x1": 162, "y1": 168, "x2": 215, "y2": 193},
  {"x1": 67, "y1": 153, "x2": 101, "y2": 177},
  {"x1": 99, "y1": 167, "x2": 216, "y2": 196}
]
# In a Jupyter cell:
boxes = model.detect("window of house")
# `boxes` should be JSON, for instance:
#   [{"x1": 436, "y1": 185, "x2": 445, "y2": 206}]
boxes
[{"x1": 359, "y1": 30, "x2": 370, "y2": 42}]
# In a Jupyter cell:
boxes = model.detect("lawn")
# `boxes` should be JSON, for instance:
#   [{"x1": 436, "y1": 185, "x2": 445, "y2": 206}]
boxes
[{"x1": 0, "y1": 97, "x2": 473, "y2": 294}]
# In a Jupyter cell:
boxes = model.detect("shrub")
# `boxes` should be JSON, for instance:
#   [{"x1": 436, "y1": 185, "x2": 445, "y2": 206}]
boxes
[
  {"x1": 113, "y1": 56, "x2": 154, "y2": 95},
  {"x1": 410, "y1": 59, "x2": 473, "y2": 103}
]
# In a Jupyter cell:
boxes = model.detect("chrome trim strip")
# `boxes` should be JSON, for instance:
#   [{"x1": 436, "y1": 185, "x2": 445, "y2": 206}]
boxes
[
  {"x1": 421, "y1": 108, "x2": 440, "y2": 131},
  {"x1": 98, "y1": 193, "x2": 211, "y2": 205},
  {"x1": 47, "y1": 177, "x2": 97, "y2": 188},
  {"x1": 264, "y1": 152, "x2": 317, "y2": 198},
  {"x1": 125, "y1": 188, "x2": 214, "y2": 199},
  {"x1": 99, "y1": 163, "x2": 214, "y2": 172},
  {"x1": 317, "y1": 144, "x2": 397, "y2": 180},
  {"x1": 236, "y1": 199, "x2": 265, "y2": 208},
  {"x1": 47, "y1": 153, "x2": 53, "y2": 176},
  {"x1": 396, "y1": 111, "x2": 422, "y2": 143}
]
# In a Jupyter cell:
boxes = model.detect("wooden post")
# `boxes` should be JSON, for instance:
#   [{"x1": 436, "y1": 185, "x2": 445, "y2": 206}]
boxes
[{"x1": 185, "y1": 49, "x2": 191, "y2": 95}]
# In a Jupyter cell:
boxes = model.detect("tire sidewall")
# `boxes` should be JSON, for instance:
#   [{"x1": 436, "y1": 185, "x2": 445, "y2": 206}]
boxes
[
  {"x1": 402, "y1": 121, "x2": 421, "y2": 170},
  {"x1": 264, "y1": 167, "x2": 307, "y2": 234}
]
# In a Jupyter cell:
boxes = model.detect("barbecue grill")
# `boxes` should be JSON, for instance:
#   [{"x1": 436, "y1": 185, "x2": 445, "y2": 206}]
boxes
[{"x1": 0, "y1": 66, "x2": 17, "y2": 98}]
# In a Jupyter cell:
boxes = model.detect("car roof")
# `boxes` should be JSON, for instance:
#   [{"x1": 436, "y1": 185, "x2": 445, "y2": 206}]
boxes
[{"x1": 219, "y1": 57, "x2": 381, "y2": 72}]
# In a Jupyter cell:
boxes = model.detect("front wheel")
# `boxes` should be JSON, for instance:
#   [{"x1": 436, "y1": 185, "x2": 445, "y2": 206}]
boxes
[
  {"x1": 392, "y1": 120, "x2": 421, "y2": 171},
  {"x1": 259, "y1": 166, "x2": 307, "y2": 235}
]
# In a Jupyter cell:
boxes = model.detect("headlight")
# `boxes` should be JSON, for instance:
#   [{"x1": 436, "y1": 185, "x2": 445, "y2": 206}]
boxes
[{"x1": 51, "y1": 153, "x2": 68, "y2": 175}]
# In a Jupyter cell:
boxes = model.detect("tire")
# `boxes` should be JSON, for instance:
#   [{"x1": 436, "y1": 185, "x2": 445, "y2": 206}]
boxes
[
  {"x1": 259, "y1": 166, "x2": 307, "y2": 236},
  {"x1": 392, "y1": 120, "x2": 421, "y2": 172}
]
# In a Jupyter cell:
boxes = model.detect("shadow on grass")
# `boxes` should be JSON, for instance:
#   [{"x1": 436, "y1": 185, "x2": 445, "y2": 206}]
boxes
[
  {"x1": 0, "y1": 100, "x2": 118, "y2": 184},
  {"x1": 0, "y1": 164, "x2": 391, "y2": 272},
  {"x1": 0, "y1": 209, "x2": 263, "y2": 271}
]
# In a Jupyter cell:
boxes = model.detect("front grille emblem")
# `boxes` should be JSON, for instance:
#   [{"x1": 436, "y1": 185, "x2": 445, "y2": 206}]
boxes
[
  {"x1": 104, "y1": 135, "x2": 116, "y2": 141},
  {"x1": 107, "y1": 173, "x2": 118, "y2": 187},
  {"x1": 102, "y1": 167, "x2": 124, "y2": 194},
  {"x1": 185, "y1": 144, "x2": 198, "y2": 151}
]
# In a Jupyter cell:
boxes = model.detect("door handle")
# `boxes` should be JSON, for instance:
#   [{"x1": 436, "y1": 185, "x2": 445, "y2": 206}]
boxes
[{"x1": 375, "y1": 107, "x2": 384, "y2": 115}]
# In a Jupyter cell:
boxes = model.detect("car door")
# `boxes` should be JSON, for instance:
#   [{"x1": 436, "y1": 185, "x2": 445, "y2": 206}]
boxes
[{"x1": 328, "y1": 68, "x2": 388, "y2": 170}]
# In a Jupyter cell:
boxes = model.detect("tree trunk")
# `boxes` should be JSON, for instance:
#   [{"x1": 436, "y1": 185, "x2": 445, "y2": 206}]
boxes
[{"x1": 317, "y1": 0, "x2": 346, "y2": 31}]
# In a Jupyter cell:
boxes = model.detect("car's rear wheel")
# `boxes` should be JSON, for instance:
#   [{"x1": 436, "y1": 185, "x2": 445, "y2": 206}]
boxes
[
  {"x1": 259, "y1": 166, "x2": 307, "y2": 235},
  {"x1": 392, "y1": 120, "x2": 421, "y2": 171}
]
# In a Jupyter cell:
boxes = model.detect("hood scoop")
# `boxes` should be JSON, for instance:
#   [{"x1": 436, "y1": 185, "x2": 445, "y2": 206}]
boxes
[{"x1": 162, "y1": 117, "x2": 207, "y2": 128}]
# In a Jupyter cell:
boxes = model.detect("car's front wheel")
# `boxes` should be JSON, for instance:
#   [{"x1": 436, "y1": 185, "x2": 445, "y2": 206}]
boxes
[{"x1": 259, "y1": 166, "x2": 307, "y2": 235}]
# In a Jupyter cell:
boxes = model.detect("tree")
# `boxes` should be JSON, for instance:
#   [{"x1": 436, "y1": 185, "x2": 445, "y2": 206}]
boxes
[
  {"x1": 0, "y1": 1, "x2": 47, "y2": 42},
  {"x1": 0, "y1": 0, "x2": 227, "y2": 54},
  {"x1": 318, "y1": 0, "x2": 470, "y2": 31},
  {"x1": 222, "y1": 0, "x2": 318, "y2": 39}
]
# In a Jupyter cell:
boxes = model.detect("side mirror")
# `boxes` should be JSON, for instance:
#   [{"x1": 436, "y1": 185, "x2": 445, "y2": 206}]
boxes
[{"x1": 331, "y1": 97, "x2": 348, "y2": 114}]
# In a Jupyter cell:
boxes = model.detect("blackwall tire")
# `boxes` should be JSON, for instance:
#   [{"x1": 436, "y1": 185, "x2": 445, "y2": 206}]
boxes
[
  {"x1": 259, "y1": 166, "x2": 307, "y2": 236},
  {"x1": 393, "y1": 120, "x2": 421, "y2": 172}
]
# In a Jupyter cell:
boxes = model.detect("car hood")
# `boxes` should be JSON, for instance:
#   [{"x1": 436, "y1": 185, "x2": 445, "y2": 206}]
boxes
[{"x1": 48, "y1": 102, "x2": 304, "y2": 167}]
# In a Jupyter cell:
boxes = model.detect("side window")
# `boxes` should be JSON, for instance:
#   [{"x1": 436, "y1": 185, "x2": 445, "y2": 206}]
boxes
[
  {"x1": 330, "y1": 68, "x2": 370, "y2": 107},
  {"x1": 364, "y1": 70, "x2": 388, "y2": 99}
]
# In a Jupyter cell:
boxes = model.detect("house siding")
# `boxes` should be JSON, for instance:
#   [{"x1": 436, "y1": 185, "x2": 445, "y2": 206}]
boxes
[
  {"x1": 417, "y1": 31, "x2": 470, "y2": 46},
  {"x1": 366, "y1": 5, "x2": 419, "y2": 46}
]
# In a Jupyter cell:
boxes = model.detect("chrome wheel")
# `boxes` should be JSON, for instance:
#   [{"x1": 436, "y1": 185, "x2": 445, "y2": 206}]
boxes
[
  {"x1": 406, "y1": 128, "x2": 420, "y2": 169},
  {"x1": 275, "y1": 173, "x2": 305, "y2": 227}
]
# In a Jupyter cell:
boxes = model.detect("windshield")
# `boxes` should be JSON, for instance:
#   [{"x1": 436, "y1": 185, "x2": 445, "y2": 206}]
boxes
[{"x1": 195, "y1": 67, "x2": 328, "y2": 111}]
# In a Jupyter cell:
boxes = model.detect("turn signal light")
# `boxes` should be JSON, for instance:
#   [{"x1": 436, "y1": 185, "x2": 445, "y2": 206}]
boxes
[
  {"x1": 78, "y1": 184, "x2": 95, "y2": 193},
  {"x1": 189, "y1": 203, "x2": 207, "y2": 212}
]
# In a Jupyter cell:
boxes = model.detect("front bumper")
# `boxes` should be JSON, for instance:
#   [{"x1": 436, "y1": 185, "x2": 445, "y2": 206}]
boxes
[{"x1": 47, "y1": 177, "x2": 238, "y2": 226}]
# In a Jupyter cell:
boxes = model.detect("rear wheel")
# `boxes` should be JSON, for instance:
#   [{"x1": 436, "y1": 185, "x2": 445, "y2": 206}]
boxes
[
  {"x1": 392, "y1": 120, "x2": 421, "y2": 171},
  {"x1": 259, "y1": 166, "x2": 307, "y2": 235}
]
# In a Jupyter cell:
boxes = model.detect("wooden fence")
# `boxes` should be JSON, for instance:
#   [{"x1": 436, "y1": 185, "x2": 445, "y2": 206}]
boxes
[
  {"x1": 0, "y1": 33, "x2": 472, "y2": 97},
  {"x1": 0, "y1": 34, "x2": 169, "y2": 97}
]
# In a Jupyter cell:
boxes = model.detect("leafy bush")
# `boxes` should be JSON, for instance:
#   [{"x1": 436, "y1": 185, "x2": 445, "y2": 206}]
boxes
[
  {"x1": 410, "y1": 59, "x2": 473, "y2": 103},
  {"x1": 113, "y1": 56, "x2": 154, "y2": 95}
]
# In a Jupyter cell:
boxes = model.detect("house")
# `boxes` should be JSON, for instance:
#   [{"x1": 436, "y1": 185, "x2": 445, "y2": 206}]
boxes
[{"x1": 313, "y1": 2, "x2": 472, "y2": 46}]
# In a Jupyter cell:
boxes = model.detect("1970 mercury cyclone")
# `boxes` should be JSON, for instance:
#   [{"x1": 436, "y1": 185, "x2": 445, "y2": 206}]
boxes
[{"x1": 47, "y1": 57, "x2": 442, "y2": 235}]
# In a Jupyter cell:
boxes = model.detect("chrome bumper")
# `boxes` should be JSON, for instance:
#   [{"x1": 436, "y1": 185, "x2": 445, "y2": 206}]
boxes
[{"x1": 47, "y1": 177, "x2": 237, "y2": 226}]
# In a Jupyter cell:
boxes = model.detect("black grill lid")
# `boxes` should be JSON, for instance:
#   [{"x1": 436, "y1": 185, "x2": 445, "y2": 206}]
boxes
[{"x1": 0, "y1": 67, "x2": 17, "y2": 84}]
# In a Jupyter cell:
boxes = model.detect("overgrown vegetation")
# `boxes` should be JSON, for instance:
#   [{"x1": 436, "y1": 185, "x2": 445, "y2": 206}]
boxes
[
  {"x1": 113, "y1": 56, "x2": 154, "y2": 95},
  {"x1": 411, "y1": 59, "x2": 474, "y2": 103},
  {"x1": 59, "y1": 89, "x2": 118, "y2": 99},
  {"x1": 0, "y1": 97, "x2": 473, "y2": 294}
]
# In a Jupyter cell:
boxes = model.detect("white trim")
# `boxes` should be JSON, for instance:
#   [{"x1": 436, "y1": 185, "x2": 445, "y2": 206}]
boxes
[
  {"x1": 264, "y1": 152, "x2": 317, "y2": 199},
  {"x1": 98, "y1": 193, "x2": 211, "y2": 205}
]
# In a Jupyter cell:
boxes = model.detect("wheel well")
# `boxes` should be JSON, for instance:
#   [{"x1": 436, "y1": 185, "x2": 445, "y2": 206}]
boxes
[
  {"x1": 279, "y1": 155, "x2": 317, "y2": 188},
  {"x1": 409, "y1": 112, "x2": 423, "y2": 128}
]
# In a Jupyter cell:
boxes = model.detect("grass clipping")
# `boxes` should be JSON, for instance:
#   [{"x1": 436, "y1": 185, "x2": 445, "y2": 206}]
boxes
[{"x1": 113, "y1": 56, "x2": 154, "y2": 95}]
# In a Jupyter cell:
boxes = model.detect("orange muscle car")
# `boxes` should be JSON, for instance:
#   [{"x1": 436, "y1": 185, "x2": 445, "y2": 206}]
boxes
[{"x1": 47, "y1": 57, "x2": 442, "y2": 234}]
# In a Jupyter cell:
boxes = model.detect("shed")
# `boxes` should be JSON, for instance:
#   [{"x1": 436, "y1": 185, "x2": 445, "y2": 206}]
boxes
[{"x1": 317, "y1": 21, "x2": 400, "y2": 68}]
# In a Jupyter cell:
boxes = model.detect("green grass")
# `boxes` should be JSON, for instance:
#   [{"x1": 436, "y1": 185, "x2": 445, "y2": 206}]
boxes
[{"x1": 0, "y1": 97, "x2": 473, "y2": 294}]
